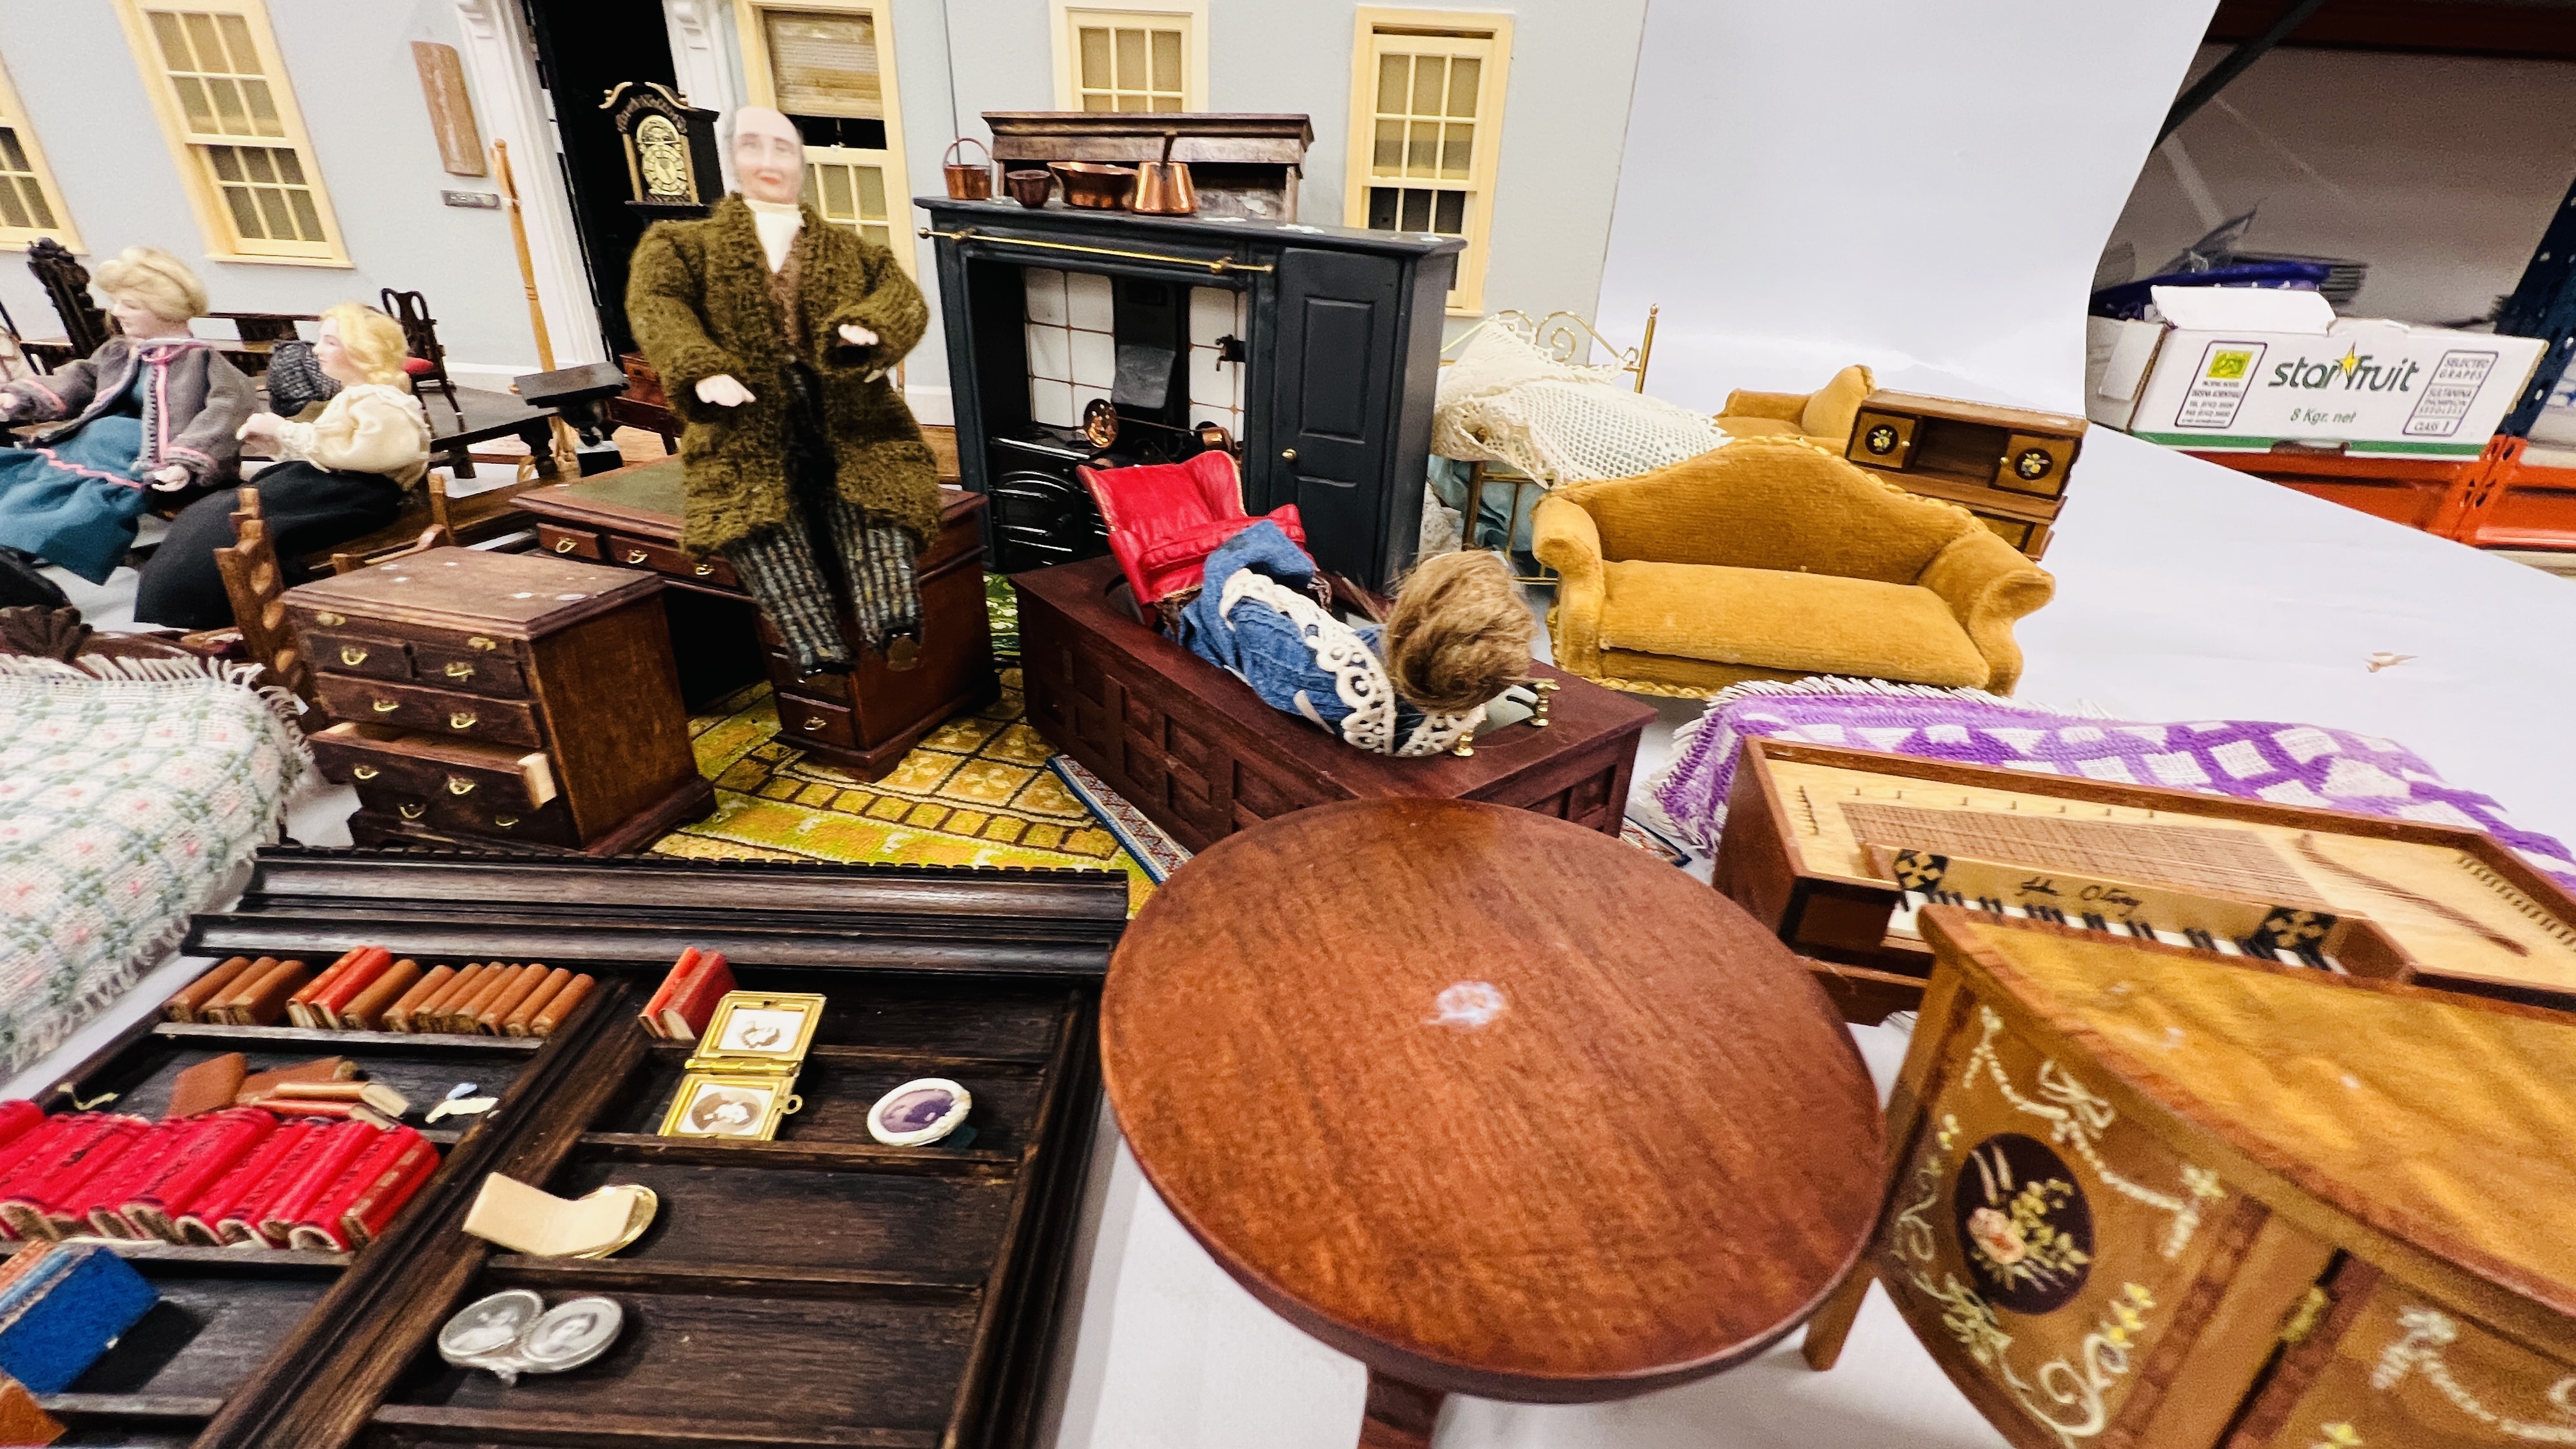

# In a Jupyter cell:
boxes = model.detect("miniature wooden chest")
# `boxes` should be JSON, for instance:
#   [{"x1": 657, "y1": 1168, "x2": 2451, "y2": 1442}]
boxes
[
  {"x1": 286, "y1": 548, "x2": 712, "y2": 854},
  {"x1": 521, "y1": 460, "x2": 999, "y2": 780},
  {"x1": 1844, "y1": 390, "x2": 2088, "y2": 560},
  {"x1": 1805, "y1": 910, "x2": 2576, "y2": 1449},
  {"x1": 1015, "y1": 553, "x2": 1653, "y2": 852}
]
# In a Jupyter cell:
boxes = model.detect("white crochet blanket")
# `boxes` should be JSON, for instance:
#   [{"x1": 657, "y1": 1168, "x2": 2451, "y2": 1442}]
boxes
[{"x1": 1433, "y1": 324, "x2": 1729, "y2": 486}]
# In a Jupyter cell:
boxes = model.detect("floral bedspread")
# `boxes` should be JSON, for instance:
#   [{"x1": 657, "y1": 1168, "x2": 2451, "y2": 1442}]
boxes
[{"x1": 0, "y1": 661, "x2": 306, "y2": 1076}]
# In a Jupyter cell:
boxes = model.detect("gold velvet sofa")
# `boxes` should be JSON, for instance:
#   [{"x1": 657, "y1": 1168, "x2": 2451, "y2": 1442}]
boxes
[
  {"x1": 1712, "y1": 364, "x2": 1876, "y2": 448},
  {"x1": 1531, "y1": 436, "x2": 2053, "y2": 697}
]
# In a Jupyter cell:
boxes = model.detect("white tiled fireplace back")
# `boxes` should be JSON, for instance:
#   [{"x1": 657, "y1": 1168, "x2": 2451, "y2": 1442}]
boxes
[{"x1": 1022, "y1": 266, "x2": 1246, "y2": 441}]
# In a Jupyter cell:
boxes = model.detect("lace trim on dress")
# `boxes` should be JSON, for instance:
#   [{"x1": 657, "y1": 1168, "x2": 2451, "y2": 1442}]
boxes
[{"x1": 1217, "y1": 571, "x2": 1485, "y2": 757}]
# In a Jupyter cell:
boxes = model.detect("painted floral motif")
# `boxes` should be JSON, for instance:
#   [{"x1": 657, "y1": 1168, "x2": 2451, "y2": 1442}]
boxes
[
  {"x1": 2308, "y1": 1423, "x2": 2363, "y2": 1449},
  {"x1": 2372, "y1": 1306, "x2": 2576, "y2": 1444},
  {"x1": 1955, "y1": 1133, "x2": 2094, "y2": 1314}
]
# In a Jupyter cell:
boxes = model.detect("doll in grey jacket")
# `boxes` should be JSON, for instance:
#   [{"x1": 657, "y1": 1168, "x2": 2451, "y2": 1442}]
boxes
[{"x1": 0, "y1": 247, "x2": 252, "y2": 590}]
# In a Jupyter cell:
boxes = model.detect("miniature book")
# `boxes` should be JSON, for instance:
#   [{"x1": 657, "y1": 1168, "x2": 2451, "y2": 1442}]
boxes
[
  {"x1": 640, "y1": 947, "x2": 734, "y2": 1041},
  {"x1": 164, "y1": 1052, "x2": 247, "y2": 1118},
  {"x1": 0, "y1": 1245, "x2": 158, "y2": 1393},
  {"x1": 461, "y1": 1173, "x2": 654, "y2": 1258}
]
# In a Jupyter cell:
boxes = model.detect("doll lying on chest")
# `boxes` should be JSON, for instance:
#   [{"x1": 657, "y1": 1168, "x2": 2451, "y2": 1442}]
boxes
[{"x1": 1174, "y1": 521, "x2": 1533, "y2": 757}]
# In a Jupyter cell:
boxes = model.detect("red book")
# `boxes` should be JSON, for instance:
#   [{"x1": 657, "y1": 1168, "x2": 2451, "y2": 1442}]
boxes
[
  {"x1": 0, "y1": 1115, "x2": 147, "y2": 1240},
  {"x1": 0, "y1": 1114, "x2": 82, "y2": 1211},
  {"x1": 212, "y1": 1122, "x2": 329, "y2": 1245},
  {"x1": 257, "y1": 1121, "x2": 378, "y2": 1242},
  {"x1": 287, "y1": 946, "x2": 371, "y2": 1028},
  {"x1": 75, "y1": 1119, "x2": 190, "y2": 1238},
  {"x1": 178, "y1": 1123, "x2": 314, "y2": 1246},
  {"x1": 0, "y1": 1101, "x2": 38, "y2": 1151},
  {"x1": 289, "y1": 1127, "x2": 431, "y2": 1251},
  {"x1": 312, "y1": 947, "x2": 394, "y2": 1029},
  {"x1": 123, "y1": 1108, "x2": 274, "y2": 1243},
  {"x1": 638, "y1": 947, "x2": 702, "y2": 1039},
  {"x1": 659, "y1": 951, "x2": 733, "y2": 1042},
  {"x1": 341, "y1": 1137, "x2": 441, "y2": 1247}
]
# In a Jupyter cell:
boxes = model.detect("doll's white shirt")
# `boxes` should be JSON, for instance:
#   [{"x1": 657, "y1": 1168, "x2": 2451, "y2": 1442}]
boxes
[{"x1": 746, "y1": 198, "x2": 802, "y2": 273}]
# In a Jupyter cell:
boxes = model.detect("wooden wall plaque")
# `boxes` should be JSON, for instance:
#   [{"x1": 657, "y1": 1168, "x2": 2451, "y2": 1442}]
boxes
[{"x1": 411, "y1": 42, "x2": 486, "y2": 178}]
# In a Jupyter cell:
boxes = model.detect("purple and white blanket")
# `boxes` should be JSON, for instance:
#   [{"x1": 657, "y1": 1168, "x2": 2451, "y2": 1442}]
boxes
[{"x1": 1648, "y1": 680, "x2": 2576, "y2": 889}]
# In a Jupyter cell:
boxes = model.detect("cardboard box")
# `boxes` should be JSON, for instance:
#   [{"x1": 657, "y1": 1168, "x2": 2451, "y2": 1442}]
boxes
[{"x1": 2085, "y1": 287, "x2": 2545, "y2": 459}]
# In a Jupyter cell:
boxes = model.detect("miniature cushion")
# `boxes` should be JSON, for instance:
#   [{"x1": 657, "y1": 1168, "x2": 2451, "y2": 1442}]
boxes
[
  {"x1": 1595, "y1": 560, "x2": 1989, "y2": 686},
  {"x1": 1799, "y1": 364, "x2": 1876, "y2": 443}
]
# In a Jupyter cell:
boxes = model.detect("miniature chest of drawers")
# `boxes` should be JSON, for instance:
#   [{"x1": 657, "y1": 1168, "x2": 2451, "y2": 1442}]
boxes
[
  {"x1": 1844, "y1": 390, "x2": 2089, "y2": 560},
  {"x1": 521, "y1": 459, "x2": 998, "y2": 781},
  {"x1": 1805, "y1": 910, "x2": 2576, "y2": 1449},
  {"x1": 286, "y1": 547, "x2": 713, "y2": 854}
]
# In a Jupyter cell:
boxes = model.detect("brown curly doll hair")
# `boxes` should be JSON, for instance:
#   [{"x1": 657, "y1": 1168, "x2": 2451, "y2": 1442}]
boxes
[{"x1": 1382, "y1": 549, "x2": 1533, "y2": 714}]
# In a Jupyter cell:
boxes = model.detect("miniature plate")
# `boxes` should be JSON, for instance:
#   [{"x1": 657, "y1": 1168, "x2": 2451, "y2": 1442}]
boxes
[
  {"x1": 868, "y1": 1077, "x2": 972, "y2": 1147},
  {"x1": 519, "y1": 1296, "x2": 625, "y2": 1373}
]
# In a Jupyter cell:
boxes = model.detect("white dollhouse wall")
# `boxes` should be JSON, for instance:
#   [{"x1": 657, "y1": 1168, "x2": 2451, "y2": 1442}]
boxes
[{"x1": 1020, "y1": 266, "x2": 1248, "y2": 438}]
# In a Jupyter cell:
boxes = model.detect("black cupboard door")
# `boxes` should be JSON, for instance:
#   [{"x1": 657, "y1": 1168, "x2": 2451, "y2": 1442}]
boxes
[{"x1": 1268, "y1": 248, "x2": 1404, "y2": 585}]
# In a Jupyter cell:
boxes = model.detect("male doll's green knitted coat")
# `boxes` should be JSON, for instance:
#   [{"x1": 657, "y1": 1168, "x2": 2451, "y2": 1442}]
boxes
[{"x1": 626, "y1": 195, "x2": 942, "y2": 556}]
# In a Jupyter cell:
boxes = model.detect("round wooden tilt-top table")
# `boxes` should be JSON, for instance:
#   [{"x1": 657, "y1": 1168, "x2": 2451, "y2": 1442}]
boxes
[{"x1": 1100, "y1": 799, "x2": 1887, "y2": 1446}]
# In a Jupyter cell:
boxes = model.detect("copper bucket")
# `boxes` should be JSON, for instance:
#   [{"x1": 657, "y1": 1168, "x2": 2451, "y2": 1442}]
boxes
[
  {"x1": 1130, "y1": 132, "x2": 1197, "y2": 216},
  {"x1": 942, "y1": 137, "x2": 993, "y2": 200}
]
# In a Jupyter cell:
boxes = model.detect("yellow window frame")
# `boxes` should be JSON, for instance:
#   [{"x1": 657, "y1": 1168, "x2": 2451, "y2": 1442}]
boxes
[
  {"x1": 0, "y1": 53, "x2": 81, "y2": 254},
  {"x1": 735, "y1": 0, "x2": 916, "y2": 277},
  {"x1": 112, "y1": 0, "x2": 348, "y2": 266},
  {"x1": 1343, "y1": 8, "x2": 1512, "y2": 316},
  {"x1": 1050, "y1": 2, "x2": 1208, "y2": 113}
]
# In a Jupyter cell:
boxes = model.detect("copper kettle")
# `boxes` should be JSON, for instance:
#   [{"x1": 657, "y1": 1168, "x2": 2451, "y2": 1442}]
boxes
[{"x1": 1130, "y1": 132, "x2": 1197, "y2": 216}]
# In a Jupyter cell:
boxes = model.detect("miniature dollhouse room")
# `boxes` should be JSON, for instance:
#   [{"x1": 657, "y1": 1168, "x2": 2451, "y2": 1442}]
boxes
[{"x1": 3, "y1": 2, "x2": 2576, "y2": 1448}]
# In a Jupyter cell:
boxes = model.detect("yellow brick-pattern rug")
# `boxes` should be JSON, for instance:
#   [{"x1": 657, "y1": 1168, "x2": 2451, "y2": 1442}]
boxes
[{"x1": 648, "y1": 667, "x2": 1158, "y2": 910}]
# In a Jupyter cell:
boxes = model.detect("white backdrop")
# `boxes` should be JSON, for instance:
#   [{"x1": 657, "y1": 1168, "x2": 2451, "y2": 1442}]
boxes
[{"x1": 1596, "y1": 0, "x2": 2220, "y2": 413}]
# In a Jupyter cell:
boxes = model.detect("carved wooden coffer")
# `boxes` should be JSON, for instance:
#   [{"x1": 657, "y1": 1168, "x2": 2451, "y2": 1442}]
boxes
[{"x1": 1805, "y1": 908, "x2": 2576, "y2": 1449}]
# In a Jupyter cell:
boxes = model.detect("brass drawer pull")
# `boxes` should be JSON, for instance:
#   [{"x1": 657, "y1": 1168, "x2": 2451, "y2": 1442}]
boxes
[
  {"x1": 398, "y1": 802, "x2": 425, "y2": 820},
  {"x1": 493, "y1": 815, "x2": 520, "y2": 829},
  {"x1": 351, "y1": 765, "x2": 380, "y2": 781},
  {"x1": 625, "y1": 548, "x2": 650, "y2": 564},
  {"x1": 553, "y1": 536, "x2": 578, "y2": 554},
  {"x1": 339, "y1": 645, "x2": 368, "y2": 666},
  {"x1": 802, "y1": 717, "x2": 825, "y2": 732},
  {"x1": 444, "y1": 661, "x2": 475, "y2": 680},
  {"x1": 467, "y1": 636, "x2": 497, "y2": 652},
  {"x1": 693, "y1": 562, "x2": 714, "y2": 577},
  {"x1": 315, "y1": 611, "x2": 346, "y2": 627},
  {"x1": 448, "y1": 711, "x2": 477, "y2": 730},
  {"x1": 371, "y1": 698, "x2": 400, "y2": 714},
  {"x1": 447, "y1": 777, "x2": 476, "y2": 795}
]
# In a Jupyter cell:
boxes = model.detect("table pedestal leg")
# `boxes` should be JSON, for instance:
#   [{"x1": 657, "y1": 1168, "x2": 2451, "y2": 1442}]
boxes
[{"x1": 1358, "y1": 1368, "x2": 1445, "y2": 1449}]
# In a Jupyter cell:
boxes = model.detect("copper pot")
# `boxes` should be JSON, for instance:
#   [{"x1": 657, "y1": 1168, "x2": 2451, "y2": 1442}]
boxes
[
  {"x1": 1004, "y1": 169, "x2": 1054, "y2": 208},
  {"x1": 1130, "y1": 131, "x2": 1197, "y2": 216},
  {"x1": 1050, "y1": 162, "x2": 1137, "y2": 210},
  {"x1": 942, "y1": 137, "x2": 993, "y2": 200}
]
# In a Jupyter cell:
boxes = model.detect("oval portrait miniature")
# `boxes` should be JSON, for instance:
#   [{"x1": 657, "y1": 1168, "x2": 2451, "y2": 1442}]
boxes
[{"x1": 868, "y1": 1077, "x2": 972, "y2": 1146}]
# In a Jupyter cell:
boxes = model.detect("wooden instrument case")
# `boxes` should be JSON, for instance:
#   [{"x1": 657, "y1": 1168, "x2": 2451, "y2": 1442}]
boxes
[{"x1": 17, "y1": 850, "x2": 1124, "y2": 1449}]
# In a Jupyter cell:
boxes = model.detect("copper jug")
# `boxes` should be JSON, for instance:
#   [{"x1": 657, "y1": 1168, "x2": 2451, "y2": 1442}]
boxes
[{"x1": 1130, "y1": 132, "x2": 1197, "y2": 216}]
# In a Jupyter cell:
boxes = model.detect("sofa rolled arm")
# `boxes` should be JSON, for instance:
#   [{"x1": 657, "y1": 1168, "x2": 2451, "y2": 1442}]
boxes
[
  {"x1": 1531, "y1": 494, "x2": 1607, "y2": 671},
  {"x1": 1917, "y1": 529, "x2": 2055, "y2": 694},
  {"x1": 1719, "y1": 388, "x2": 1811, "y2": 424}
]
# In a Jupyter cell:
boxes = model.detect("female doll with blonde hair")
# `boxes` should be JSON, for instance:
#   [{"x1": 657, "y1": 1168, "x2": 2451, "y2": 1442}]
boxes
[
  {"x1": 0, "y1": 246, "x2": 253, "y2": 605},
  {"x1": 136, "y1": 302, "x2": 429, "y2": 629}
]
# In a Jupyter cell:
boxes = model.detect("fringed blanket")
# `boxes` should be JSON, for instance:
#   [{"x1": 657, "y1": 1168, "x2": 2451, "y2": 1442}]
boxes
[
  {"x1": 0, "y1": 654, "x2": 308, "y2": 1075},
  {"x1": 1648, "y1": 678, "x2": 2576, "y2": 889}
]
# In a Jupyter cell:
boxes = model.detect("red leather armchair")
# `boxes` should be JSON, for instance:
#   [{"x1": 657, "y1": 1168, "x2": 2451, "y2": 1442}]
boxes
[{"x1": 1078, "y1": 450, "x2": 1303, "y2": 606}]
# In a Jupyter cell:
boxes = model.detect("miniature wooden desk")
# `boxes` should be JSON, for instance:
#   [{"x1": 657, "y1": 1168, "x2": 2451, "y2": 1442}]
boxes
[
  {"x1": 1103, "y1": 800, "x2": 1883, "y2": 1446},
  {"x1": 1015, "y1": 553, "x2": 1653, "y2": 851}
]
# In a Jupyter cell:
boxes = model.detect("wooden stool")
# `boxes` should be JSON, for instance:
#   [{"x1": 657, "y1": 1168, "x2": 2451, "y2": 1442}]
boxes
[{"x1": 1101, "y1": 799, "x2": 1885, "y2": 1445}]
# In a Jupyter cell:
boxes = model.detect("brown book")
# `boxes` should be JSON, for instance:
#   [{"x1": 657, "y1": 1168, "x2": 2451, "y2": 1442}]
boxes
[
  {"x1": 256, "y1": 1081, "x2": 409, "y2": 1117},
  {"x1": 205, "y1": 956, "x2": 279, "y2": 1024},
  {"x1": 477, "y1": 964, "x2": 549, "y2": 1034},
  {"x1": 164, "y1": 956, "x2": 256, "y2": 1023},
  {"x1": 413, "y1": 963, "x2": 486, "y2": 1034},
  {"x1": 164, "y1": 1053, "x2": 247, "y2": 1119},
  {"x1": 286, "y1": 946, "x2": 369, "y2": 1029},
  {"x1": 234, "y1": 1057, "x2": 356, "y2": 1103},
  {"x1": 222, "y1": 958, "x2": 312, "y2": 1027},
  {"x1": 311, "y1": 947, "x2": 394, "y2": 1028},
  {"x1": 528, "y1": 974, "x2": 594, "y2": 1037},
  {"x1": 380, "y1": 964, "x2": 455, "y2": 1034},
  {"x1": 0, "y1": 1375, "x2": 63, "y2": 1446},
  {"x1": 502, "y1": 968, "x2": 572, "y2": 1037},
  {"x1": 339, "y1": 959, "x2": 422, "y2": 1032},
  {"x1": 450, "y1": 965, "x2": 522, "y2": 1034}
]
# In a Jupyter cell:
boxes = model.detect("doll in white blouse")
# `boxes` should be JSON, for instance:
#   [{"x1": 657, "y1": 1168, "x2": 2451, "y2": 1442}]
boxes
[{"x1": 135, "y1": 302, "x2": 431, "y2": 629}]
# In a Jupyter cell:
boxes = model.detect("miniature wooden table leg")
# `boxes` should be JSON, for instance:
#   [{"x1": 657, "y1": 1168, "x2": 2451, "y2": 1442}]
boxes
[{"x1": 1358, "y1": 1369, "x2": 1445, "y2": 1449}]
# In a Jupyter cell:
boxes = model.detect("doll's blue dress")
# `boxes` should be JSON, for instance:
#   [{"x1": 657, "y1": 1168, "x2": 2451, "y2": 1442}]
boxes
[{"x1": 0, "y1": 371, "x2": 152, "y2": 583}]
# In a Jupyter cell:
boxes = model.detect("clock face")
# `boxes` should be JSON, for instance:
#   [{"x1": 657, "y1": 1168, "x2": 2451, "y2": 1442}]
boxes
[
  {"x1": 2014, "y1": 447, "x2": 2054, "y2": 480},
  {"x1": 1953, "y1": 1132, "x2": 2094, "y2": 1314},
  {"x1": 1865, "y1": 424, "x2": 1900, "y2": 456}
]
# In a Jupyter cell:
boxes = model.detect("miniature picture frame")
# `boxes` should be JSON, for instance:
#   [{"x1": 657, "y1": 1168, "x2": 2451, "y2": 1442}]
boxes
[
  {"x1": 692, "y1": 991, "x2": 825, "y2": 1068},
  {"x1": 656, "y1": 1071, "x2": 804, "y2": 1141}
]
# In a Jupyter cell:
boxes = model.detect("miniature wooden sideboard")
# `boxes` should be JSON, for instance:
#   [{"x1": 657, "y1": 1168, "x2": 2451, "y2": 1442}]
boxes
[
  {"x1": 23, "y1": 848, "x2": 1126, "y2": 1449},
  {"x1": 1844, "y1": 390, "x2": 2087, "y2": 560},
  {"x1": 1804, "y1": 910, "x2": 2576, "y2": 1449}
]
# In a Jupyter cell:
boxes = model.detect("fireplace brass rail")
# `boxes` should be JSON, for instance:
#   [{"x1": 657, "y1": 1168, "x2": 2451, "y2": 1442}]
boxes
[{"x1": 918, "y1": 226, "x2": 1275, "y2": 275}]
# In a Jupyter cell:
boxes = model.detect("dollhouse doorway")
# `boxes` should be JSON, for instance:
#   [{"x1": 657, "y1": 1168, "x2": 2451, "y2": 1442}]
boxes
[{"x1": 523, "y1": 0, "x2": 683, "y2": 355}]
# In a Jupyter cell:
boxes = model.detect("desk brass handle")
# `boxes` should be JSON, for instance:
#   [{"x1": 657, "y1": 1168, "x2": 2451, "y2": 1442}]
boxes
[
  {"x1": 693, "y1": 562, "x2": 714, "y2": 577},
  {"x1": 467, "y1": 636, "x2": 498, "y2": 652},
  {"x1": 625, "y1": 548, "x2": 650, "y2": 565},
  {"x1": 493, "y1": 815, "x2": 520, "y2": 829},
  {"x1": 447, "y1": 777, "x2": 475, "y2": 795},
  {"x1": 339, "y1": 646, "x2": 367, "y2": 666},
  {"x1": 802, "y1": 717, "x2": 825, "y2": 732},
  {"x1": 371, "y1": 698, "x2": 400, "y2": 714},
  {"x1": 398, "y1": 802, "x2": 425, "y2": 820},
  {"x1": 1280, "y1": 447, "x2": 1297, "y2": 461},
  {"x1": 448, "y1": 711, "x2": 477, "y2": 730},
  {"x1": 444, "y1": 661, "x2": 475, "y2": 680},
  {"x1": 351, "y1": 765, "x2": 380, "y2": 781},
  {"x1": 315, "y1": 611, "x2": 346, "y2": 627},
  {"x1": 553, "y1": 537, "x2": 578, "y2": 554}
]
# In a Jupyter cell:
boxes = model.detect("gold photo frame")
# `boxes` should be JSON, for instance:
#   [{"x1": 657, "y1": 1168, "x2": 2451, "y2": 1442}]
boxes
[
  {"x1": 656, "y1": 1071, "x2": 804, "y2": 1141},
  {"x1": 690, "y1": 992, "x2": 826, "y2": 1070}
]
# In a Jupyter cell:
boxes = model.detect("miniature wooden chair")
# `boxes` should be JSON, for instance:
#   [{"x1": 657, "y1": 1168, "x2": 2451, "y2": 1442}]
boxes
[
  {"x1": 213, "y1": 487, "x2": 314, "y2": 714},
  {"x1": 380, "y1": 287, "x2": 463, "y2": 420}
]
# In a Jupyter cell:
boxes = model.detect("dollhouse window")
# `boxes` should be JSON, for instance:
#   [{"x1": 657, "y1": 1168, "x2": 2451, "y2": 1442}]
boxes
[
  {"x1": 1346, "y1": 12, "x2": 1512, "y2": 315},
  {"x1": 115, "y1": 0, "x2": 344, "y2": 264},
  {"x1": 0, "y1": 54, "x2": 79, "y2": 253},
  {"x1": 735, "y1": 0, "x2": 914, "y2": 270},
  {"x1": 1051, "y1": 4, "x2": 1208, "y2": 113}
]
